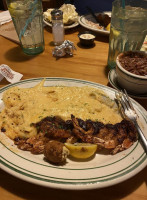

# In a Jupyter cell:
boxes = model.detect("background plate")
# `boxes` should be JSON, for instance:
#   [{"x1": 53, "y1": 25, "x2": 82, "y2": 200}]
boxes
[
  {"x1": 0, "y1": 77, "x2": 147, "y2": 190},
  {"x1": 43, "y1": 19, "x2": 79, "y2": 29},
  {"x1": 78, "y1": 12, "x2": 111, "y2": 35}
]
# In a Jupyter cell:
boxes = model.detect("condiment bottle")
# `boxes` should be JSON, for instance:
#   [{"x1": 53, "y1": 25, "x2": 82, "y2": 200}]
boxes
[{"x1": 51, "y1": 9, "x2": 64, "y2": 46}]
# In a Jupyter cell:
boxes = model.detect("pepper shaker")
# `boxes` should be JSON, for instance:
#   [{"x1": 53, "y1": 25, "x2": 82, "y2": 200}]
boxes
[{"x1": 51, "y1": 9, "x2": 64, "y2": 46}]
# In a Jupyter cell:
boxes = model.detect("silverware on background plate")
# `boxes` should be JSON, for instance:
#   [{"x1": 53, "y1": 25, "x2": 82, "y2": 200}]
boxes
[
  {"x1": 115, "y1": 89, "x2": 147, "y2": 152},
  {"x1": 86, "y1": 6, "x2": 102, "y2": 25},
  {"x1": 86, "y1": 6, "x2": 111, "y2": 27}
]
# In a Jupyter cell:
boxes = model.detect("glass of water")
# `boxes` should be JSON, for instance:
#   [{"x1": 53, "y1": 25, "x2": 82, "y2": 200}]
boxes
[
  {"x1": 108, "y1": 0, "x2": 147, "y2": 69},
  {"x1": 6, "y1": 0, "x2": 44, "y2": 55}
]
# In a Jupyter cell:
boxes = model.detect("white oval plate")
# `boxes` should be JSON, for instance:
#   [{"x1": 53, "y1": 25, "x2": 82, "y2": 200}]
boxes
[
  {"x1": 0, "y1": 77, "x2": 147, "y2": 190},
  {"x1": 43, "y1": 18, "x2": 79, "y2": 30},
  {"x1": 78, "y1": 12, "x2": 111, "y2": 35}
]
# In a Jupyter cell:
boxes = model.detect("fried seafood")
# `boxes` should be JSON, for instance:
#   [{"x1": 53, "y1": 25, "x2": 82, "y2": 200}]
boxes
[
  {"x1": 14, "y1": 132, "x2": 49, "y2": 154},
  {"x1": 12, "y1": 115, "x2": 138, "y2": 160},
  {"x1": 44, "y1": 140, "x2": 69, "y2": 164},
  {"x1": 71, "y1": 115, "x2": 137, "y2": 154},
  {"x1": 34, "y1": 116, "x2": 73, "y2": 141}
]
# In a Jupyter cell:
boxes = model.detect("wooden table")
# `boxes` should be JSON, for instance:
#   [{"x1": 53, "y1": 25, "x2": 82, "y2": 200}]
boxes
[{"x1": 0, "y1": 24, "x2": 147, "y2": 200}]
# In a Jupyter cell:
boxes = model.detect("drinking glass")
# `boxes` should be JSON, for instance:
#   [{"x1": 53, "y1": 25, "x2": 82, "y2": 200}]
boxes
[
  {"x1": 6, "y1": 0, "x2": 45, "y2": 55},
  {"x1": 108, "y1": 0, "x2": 147, "y2": 69}
]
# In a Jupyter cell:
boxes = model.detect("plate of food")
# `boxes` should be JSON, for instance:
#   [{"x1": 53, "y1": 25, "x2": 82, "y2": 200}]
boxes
[
  {"x1": 78, "y1": 12, "x2": 111, "y2": 35},
  {"x1": 43, "y1": 4, "x2": 79, "y2": 29},
  {"x1": 0, "y1": 77, "x2": 147, "y2": 190}
]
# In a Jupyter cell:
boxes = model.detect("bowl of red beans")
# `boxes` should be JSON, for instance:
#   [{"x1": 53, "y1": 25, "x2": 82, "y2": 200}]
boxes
[{"x1": 116, "y1": 51, "x2": 147, "y2": 95}]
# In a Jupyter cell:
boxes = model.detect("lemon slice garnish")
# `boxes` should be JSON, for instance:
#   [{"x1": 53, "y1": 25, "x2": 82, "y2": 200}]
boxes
[
  {"x1": 64, "y1": 143, "x2": 97, "y2": 159},
  {"x1": 106, "y1": 23, "x2": 110, "y2": 31},
  {"x1": 111, "y1": 27, "x2": 120, "y2": 37},
  {"x1": 9, "y1": 2, "x2": 25, "y2": 17},
  {"x1": 9, "y1": 2, "x2": 18, "y2": 9}
]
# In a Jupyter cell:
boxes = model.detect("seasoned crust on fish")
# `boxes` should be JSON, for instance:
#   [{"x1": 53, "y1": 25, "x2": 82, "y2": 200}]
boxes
[
  {"x1": 34, "y1": 116, "x2": 73, "y2": 141},
  {"x1": 71, "y1": 115, "x2": 137, "y2": 154},
  {"x1": 11, "y1": 115, "x2": 137, "y2": 155}
]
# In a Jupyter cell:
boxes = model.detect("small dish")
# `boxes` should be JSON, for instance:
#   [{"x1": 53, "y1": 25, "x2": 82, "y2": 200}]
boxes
[
  {"x1": 116, "y1": 51, "x2": 147, "y2": 95},
  {"x1": 78, "y1": 31, "x2": 95, "y2": 46},
  {"x1": 108, "y1": 69, "x2": 147, "y2": 99}
]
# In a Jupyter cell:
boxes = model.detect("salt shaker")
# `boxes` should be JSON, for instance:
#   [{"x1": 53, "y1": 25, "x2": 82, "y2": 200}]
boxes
[{"x1": 51, "y1": 9, "x2": 64, "y2": 46}]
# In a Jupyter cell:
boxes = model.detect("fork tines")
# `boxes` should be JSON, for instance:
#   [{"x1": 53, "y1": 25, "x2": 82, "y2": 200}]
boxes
[
  {"x1": 121, "y1": 90, "x2": 130, "y2": 111},
  {"x1": 115, "y1": 90, "x2": 147, "y2": 153},
  {"x1": 115, "y1": 89, "x2": 136, "y2": 118},
  {"x1": 120, "y1": 89, "x2": 137, "y2": 115},
  {"x1": 123, "y1": 89, "x2": 135, "y2": 111}
]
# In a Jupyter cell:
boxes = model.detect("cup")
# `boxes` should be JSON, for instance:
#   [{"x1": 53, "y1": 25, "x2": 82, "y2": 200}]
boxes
[
  {"x1": 6, "y1": 0, "x2": 45, "y2": 55},
  {"x1": 107, "y1": 0, "x2": 147, "y2": 69}
]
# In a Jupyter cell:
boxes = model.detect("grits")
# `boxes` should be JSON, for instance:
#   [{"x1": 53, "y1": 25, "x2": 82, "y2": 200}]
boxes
[{"x1": 0, "y1": 80, "x2": 122, "y2": 139}]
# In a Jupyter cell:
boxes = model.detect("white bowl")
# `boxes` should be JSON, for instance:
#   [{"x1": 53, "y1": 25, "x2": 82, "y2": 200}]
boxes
[{"x1": 116, "y1": 51, "x2": 147, "y2": 95}]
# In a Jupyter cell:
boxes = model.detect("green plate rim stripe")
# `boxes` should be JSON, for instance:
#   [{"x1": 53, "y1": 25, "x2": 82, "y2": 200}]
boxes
[
  {"x1": 0, "y1": 154, "x2": 146, "y2": 185},
  {"x1": 1, "y1": 153, "x2": 146, "y2": 181},
  {"x1": 0, "y1": 140, "x2": 140, "y2": 170},
  {"x1": 0, "y1": 77, "x2": 117, "y2": 93}
]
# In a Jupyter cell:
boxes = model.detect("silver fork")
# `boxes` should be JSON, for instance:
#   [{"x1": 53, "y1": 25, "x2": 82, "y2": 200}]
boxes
[{"x1": 115, "y1": 89, "x2": 147, "y2": 152}]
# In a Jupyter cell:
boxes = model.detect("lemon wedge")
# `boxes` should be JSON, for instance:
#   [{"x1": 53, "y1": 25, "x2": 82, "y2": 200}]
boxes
[
  {"x1": 9, "y1": 2, "x2": 25, "y2": 17},
  {"x1": 64, "y1": 143, "x2": 97, "y2": 159},
  {"x1": 111, "y1": 27, "x2": 120, "y2": 37},
  {"x1": 9, "y1": 2, "x2": 18, "y2": 9},
  {"x1": 106, "y1": 23, "x2": 110, "y2": 31}
]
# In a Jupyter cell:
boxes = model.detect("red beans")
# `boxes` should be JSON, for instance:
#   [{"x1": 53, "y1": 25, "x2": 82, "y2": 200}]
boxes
[{"x1": 119, "y1": 52, "x2": 147, "y2": 76}]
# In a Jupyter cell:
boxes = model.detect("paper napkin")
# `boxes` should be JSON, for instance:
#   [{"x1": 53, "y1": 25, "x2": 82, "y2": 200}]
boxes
[{"x1": 0, "y1": 10, "x2": 12, "y2": 25}]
